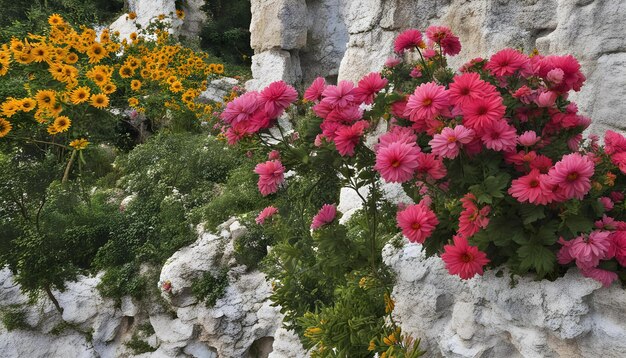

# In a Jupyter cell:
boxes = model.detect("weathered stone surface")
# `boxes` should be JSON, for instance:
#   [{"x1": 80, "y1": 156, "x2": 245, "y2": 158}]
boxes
[
  {"x1": 383, "y1": 242, "x2": 626, "y2": 357},
  {"x1": 108, "y1": 0, "x2": 182, "y2": 41},
  {"x1": 250, "y1": 0, "x2": 308, "y2": 52},
  {"x1": 180, "y1": 0, "x2": 207, "y2": 39},
  {"x1": 199, "y1": 77, "x2": 240, "y2": 103},
  {"x1": 268, "y1": 327, "x2": 310, "y2": 358},
  {"x1": 246, "y1": 50, "x2": 302, "y2": 91}
]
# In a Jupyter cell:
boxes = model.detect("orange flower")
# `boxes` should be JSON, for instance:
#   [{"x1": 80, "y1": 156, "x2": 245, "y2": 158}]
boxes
[{"x1": 90, "y1": 93, "x2": 109, "y2": 109}]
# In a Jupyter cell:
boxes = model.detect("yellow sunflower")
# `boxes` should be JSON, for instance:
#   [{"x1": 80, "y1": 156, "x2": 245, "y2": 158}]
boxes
[
  {"x1": 0, "y1": 58, "x2": 9, "y2": 76},
  {"x1": 31, "y1": 44, "x2": 51, "y2": 63},
  {"x1": 2, "y1": 98, "x2": 20, "y2": 117},
  {"x1": 47, "y1": 123, "x2": 59, "y2": 135},
  {"x1": 176, "y1": 9, "x2": 185, "y2": 19},
  {"x1": 70, "y1": 87, "x2": 91, "y2": 104},
  {"x1": 65, "y1": 52, "x2": 79, "y2": 64},
  {"x1": 127, "y1": 12, "x2": 137, "y2": 20},
  {"x1": 19, "y1": 98, "x2": 36, "y2": 112},
  {"x1": 53, "y1": 115, "x2": 71, "y2": 133},
  {"x1": 86, "y1": 43, "x2": 107, "y2": 63},
  {"x1": 35, "y1": 90, "x2": 56, "y2": 109},
  {"x1": 90, "y1": 93, "x2": 109, "y2": 109},
  {"x1": 128, "y1": 97, "x2": 139, "y2": 107},
  {"x1": 51, "y1": 102, "x2": 63, "y2": 117},
  {"x1": 130, "y1": 79, "x2": 142, "y2": 91},
  {"x1": 0, "y1": 118, "x2": 12, "y2": 137},
  {"x1": 69, "y1": 138, "x2": 89, "y2": 150},
  {"x1": 14, "y1": 52, "x2": 32, "y2": 65},
  {"x1": 119, "y1": 65, "x2": 134, "y2": 78},
  {"x1": 214, "y1": 64, "x2": 224, "y2": 74},
  {"x1": 102, "y1": 82, "x2": 117, "y2": 94},
  {"x1": 170, "y1": 81, "x2": 183, "y2": 93},
  {"x1": 48, "y1": 13, "x2": 64, "y2": 26}
]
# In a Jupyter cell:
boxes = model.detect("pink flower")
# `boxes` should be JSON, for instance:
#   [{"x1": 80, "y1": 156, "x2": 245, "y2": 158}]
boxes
[
  {"x1": 385, "y1": 56, "x2": 402, "y2": 67},
  {"x1": 604, "y1": 130, "x2": 626, "y2": 155},
  {"x1": 404, "y1": 82, "x2": 450, "y2": 122},
  {"x1": 256, "y1": 206, "x2": 278, "y2": 224},
  {"x1": 390, "y1": 98, "x2": 408, "y2": 119},
  {"x1": 268, "y1": 150, "x2": 281, "y2": 160},
  {"x1": 480, "y1": 119, "x2": 517, "y2": 152},
  {"x1": 546, "y1": 68, "x2": 564, "y2": 84},
  {"x1": 547, "y1": 153, "x2": 595, "y2": 200},
  {"x1": 538, "y1": 55, "x2": 586, "y2": 93},
  {"x1": 484, "y1": 48, "x2": 531, "y2": 77},
  {"x1": 333, "y1": 120, "x2": 369, "y2": 156},
  {"x1": 415, "y1": 152, "x2": 447, "y2": 181},
  {"x1": 448, "y1": 72, "x2": 496, "y2": 107},
  {"x1": 557, "y1": 237, "x2": 574, "y2": 265},
  {"x1": 374, "y1": 142, "x2": 421, "y2": 183},
  {"x1": 508, "y1": 169, "x2": 554, "y2": 205},
  {"x1": 599, "y1": 197, "x2": 614, "y2": 211},
  {"x1": 254, "y1": 160, "x2": 285, "y2": 196},
  {"x1": 580, "y1": 266, "x2": 618, "y2": 287},
  {"x1": 321, "y1": 81, "x2": 356, "y2": 108},
  {"x1": 458, "y1": 193, "x2": 490, "y2": 238},
  {"x1": 409, "y1": 67, "x2": 422, "y2": 78},
  {"x1": 258, "y1": 81, "x2": 298, "y2": 118},
  {"x1": 221, "y1": 91, "x2": 260, "y2": 125},
  {"x1": 425, "y1": 26, "x2": 462, "y2": 56},
  {"x1": 354, "y1": 72, "x2": 388, "y2": 104},
  {"x1": 535, "y1": 90, "x2": 558, "y2": 108},
  {"x1": 441, "y1": 235, "x2": 490, "y2": 279},
  {"x1": 429, "y1": 125, "x2": 475, "y2": 159},
  {"x1": 304, "y1": 77, "x2": 326, "y2": 102},
  {"x1": 376, "y1": 126, "x2": 417, "y2": 150},
  {"x1": 569, "y1": 231, "x2": 611, "y2": 269},
  {"x1": 462, "y1": 95, "x2": 506, "y2": 131},
  {"x1": 311, "y1": 204, "x2": 337, "y2": 229},
  {"x1": 610, "y1": 231, "x2": 626, "y2": 266},
  {"x1": 394, "y1": 29, "x2": 424, "y2": 54},
  {"x1": 518, "y1": 131, "x2": 540, "y2": 146},
  {"x1": 396, "y1": 203, "x2": 439, "y2": 243},
  {"x1": 611, "y1": 152, "x2": 626, "y2": 174}
]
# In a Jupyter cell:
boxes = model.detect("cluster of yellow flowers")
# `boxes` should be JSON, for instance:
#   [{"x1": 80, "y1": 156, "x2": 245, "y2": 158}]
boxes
[{"x1": 0, "y1": 13, "x2": 225, "y2": 144}]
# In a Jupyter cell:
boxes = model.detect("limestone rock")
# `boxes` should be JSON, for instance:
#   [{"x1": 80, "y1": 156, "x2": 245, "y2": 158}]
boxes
[
  {"x1": 108, "y1": 0, "x2": 182, "y2": 41},
  {"x1": 199, "y1": 77, "x2": 240, "y2": 103},
  {"x1": 268, "y1": 327, "x2": 309, "y2": 358},
  {"x1": 250, "y1": 0, "x2": 308, "y2": 52},
  {"x1": 246, "y1": 50, "x2": 302, "y2": 91},
  {"x1": 383, "y1": 242, "x2": 626, "y2": 357}
]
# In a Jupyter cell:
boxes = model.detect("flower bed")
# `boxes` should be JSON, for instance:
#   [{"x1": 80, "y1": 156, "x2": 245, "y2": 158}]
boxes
[{"x1": 219, "y1": 25, "x2": 626, "y2": 356}]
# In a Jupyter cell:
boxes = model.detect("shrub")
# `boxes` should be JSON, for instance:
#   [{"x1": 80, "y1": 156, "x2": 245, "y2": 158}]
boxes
[
  {"x1": 1, "y1": 305, "x2": 29, "y2": 331},
  {"x1": 199, "y1": 0, "x2": 253, "y2": 65},
  {"x1": 191, "y1": 269, "x2": 229, "y2": 307}
]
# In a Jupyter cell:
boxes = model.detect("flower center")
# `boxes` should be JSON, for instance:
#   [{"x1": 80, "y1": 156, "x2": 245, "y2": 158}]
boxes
[
  {"x1": 477, "y1": 106, "x2": 488, "y2": 115},
  {"x1": 422, "y1": 98, "x2": 432, "y2": 106},
  {"x1": 567, "y1": 172, "x2": 579, "y2": 182},
  {"x1": 529, "y1": 179, "x2": 539, "y2": 188},
  {"x1": 391, "y1": 160, "x2": 401, "y2": 168},
  {"x1": 411, "y1": 222, "x2": 421, "y2": 230},
  {"x1": 447, "y1": 136, "x2": 457, "y2": 143},
  {"x1": 461, "y1": 253, "x2": 473, "y2": 263}
]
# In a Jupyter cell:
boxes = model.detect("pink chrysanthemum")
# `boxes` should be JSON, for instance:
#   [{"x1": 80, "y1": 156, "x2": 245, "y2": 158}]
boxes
[
  {"x1": 374, "y1": 142, "x2": 421, "y2": 183},
  {"x1": 396, "y1": 203, "x2": 439, "y2": 243},
  {"x1": 480, "y1": 119, "x2": 517, "y2": 152},
  {"x1": 462, "y1": 95, "x2": 506, "y2": 132},
  {"x1": 254, "y1": 160, "x2": 285, "y2": 196},
  {"x1": 458, "y1": 193, "x2": 490, "y2": 239},
  {"x1": 415, "y1": 152, "x2": 447, "y2": 181},
  {"x1": 258, "y1": 81, "x2": 298, "y2": 118},
  {"x1": 394, "y1": 29, "x2": 424, "y2": 54},
  {"x1": 610, "y1": 231, "x2": 626, "y2": 267},
  {"x1": 604, "y1": 130, "x2": 626, "y2": 155},
  {"x1": 404, "y1": 82, "x2": 450, "y2": 122},
  {"x1": 518, "y1": 130, "x2": 540, "y2": 146},
  {"x1": 311, "y1": 204, "x2": 337, "y2": 230},
  {"x1": 448, "y1": 72, "x2": 496, "y2": 106},
  {"x1": 508, "y1": 169, "x2": 554, "y2": 205},
  {"x1": 429, "y1": 125, "x2": 475, "y2": 159},
  {"x1": 547, "y1": 153, "x2": 595, "y2": 200},
  {"x1": 376, "y1": 126, "x2": 417, "y2": 151},
  {"x1": 333, "y1": 120, "x2": 369, "y2": 156},
  {"x1": 484, "y1": 48, "x2": 531, "y2": 77},
  {"x1": 320, "y1": 81, "x2": 356, "y2": 108},
  {"x1": 557, "y1": 237, "x2": 574, "y2": 265},
  {"x1": 538, "y1": 55, "x2": 586, "y2": 93},
  {"x1": 385, "y1": 56, "x2": 402, "y2": 67},
  {"x1": 441, "y1": 235, "x2": 490, "y2": 279},
  {"x1": 611, "y1": 152, "x2": 626, "y2": 174},
  {"x1": 425, "y1": 26, "x2": 462, "y2": 56},
  {"x1": 256, "y1": 206, "x2": 278, "y2": 224},
  {"x1": 220, "y1": 91, "x2": 260, "y2": 125},
  {"x1": 569, "y1": 231, "x2": 612, "y2": 269},
  {"x1": 354, "y1": 72, "x2": 388, "y2": 104},
  {"x1": 304, "y1": 77, "x2": 326, "y2": 102},
  {"x1": 580, "y1": 266, "x2": 618, "y2": 287}
]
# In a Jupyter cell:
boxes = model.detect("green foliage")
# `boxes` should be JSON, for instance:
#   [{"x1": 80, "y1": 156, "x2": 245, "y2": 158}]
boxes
[
  {"x1": 199, "y1": 0, "x2": 253, "y2": 65},
  {"x1": 1, "y1": 305, "x2": 29, "y2": 331},
  {"x1": 191, "y1": 269, "x2": 229, "y2": 307},
  {"x1": 233, "y1": 221, "x2": 274, "y2": 270}
]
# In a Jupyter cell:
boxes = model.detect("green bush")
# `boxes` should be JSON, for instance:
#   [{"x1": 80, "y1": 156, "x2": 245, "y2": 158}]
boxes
[
  {"x1": 191, "y1": 269, "x2": 229, "y2": 307},
  {"x1": 199, "y1": 0, "x2": 253, "y2": 65},
  {"x1": 1, "y1": 305, "x2": 29, "y2": 331}
]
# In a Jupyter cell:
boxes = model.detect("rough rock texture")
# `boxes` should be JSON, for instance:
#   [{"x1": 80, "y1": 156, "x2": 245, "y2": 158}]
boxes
[
  {"x1": 248, "y1": 0, "x2": 626, "y2": 135},
  {"x1": 108, "y1": 0, "x2": 182, "y2": 41},
  {"x1": 0, "y1": 219, "x2": 308, "y2": 358},
  {"x1": 383, "y1": 242, "x2": 626, "y2": 357},
  {"x1": 199, "y1": 77, "x2": 240, "y2": 103}
]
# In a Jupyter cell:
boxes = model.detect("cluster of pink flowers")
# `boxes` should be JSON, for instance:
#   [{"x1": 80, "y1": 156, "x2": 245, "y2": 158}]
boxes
[
  {"x1": 254, "y1": 160, "x2": 285, "y2": 196},
  {"x1": 220, "y1": 81, "x2": 298, "y2": 144}
]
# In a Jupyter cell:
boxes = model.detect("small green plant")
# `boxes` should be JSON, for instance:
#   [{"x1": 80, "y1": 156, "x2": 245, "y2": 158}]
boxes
[
  {"x1": 191, "y1": 269, "x2": 229, "y2": 307},
  {"x1": 126, "y1": 334, "x2": 157, "y2": 355},
  {"x1": 1, "y1": 305, "x2": 29, "y2": 331}
]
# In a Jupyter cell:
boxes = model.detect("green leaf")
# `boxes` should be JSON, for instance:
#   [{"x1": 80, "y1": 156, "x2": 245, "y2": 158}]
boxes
[
  {"x1": 533, "y1": 220, "x2": 559, "y2": 245},
  {"x1": 519, "y1": 204, "x2": 545, "y2": 225},
  {"x1": 517, "y1": 243, "x2": 556, "y2": 278},
  {"x1": 562, "y1": 214, "x2": 594, "y2": 237}
]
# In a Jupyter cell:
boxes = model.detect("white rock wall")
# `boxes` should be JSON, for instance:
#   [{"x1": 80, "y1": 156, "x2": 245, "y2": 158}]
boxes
[{"x1": 248, "y1": 0, "x2": 626, "y2": 134}]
